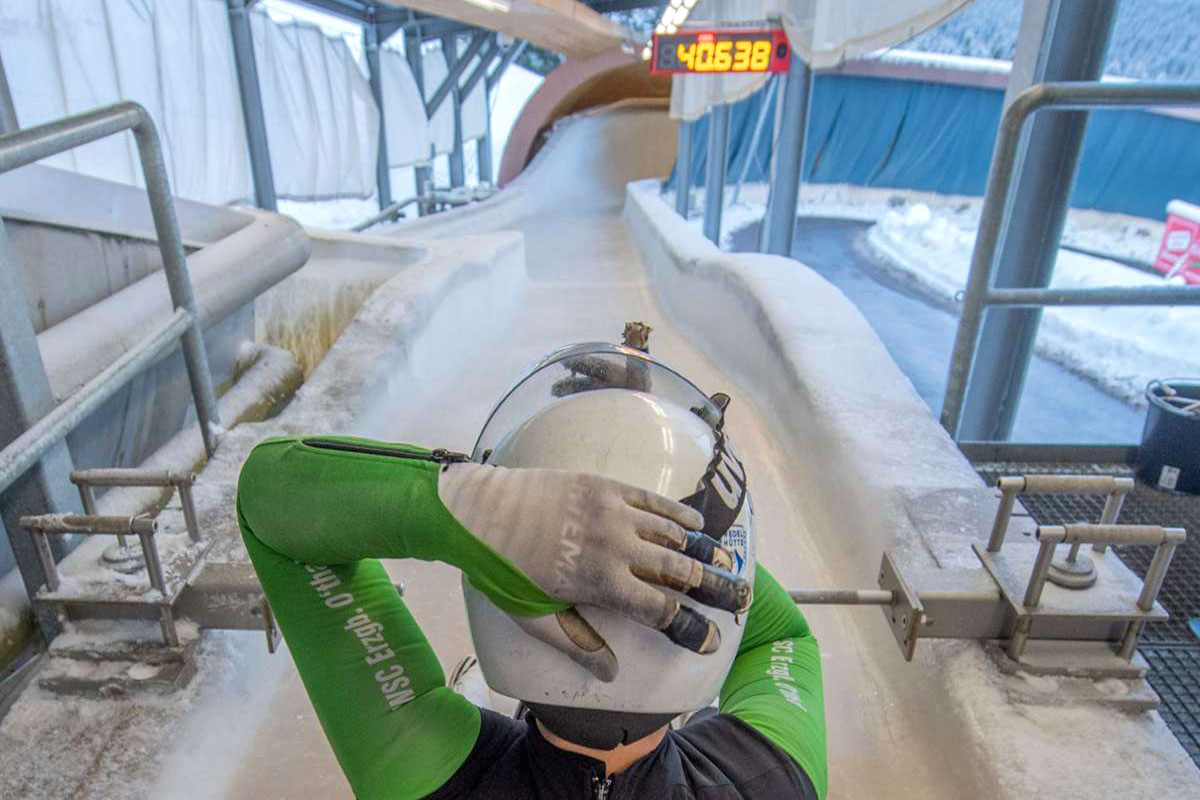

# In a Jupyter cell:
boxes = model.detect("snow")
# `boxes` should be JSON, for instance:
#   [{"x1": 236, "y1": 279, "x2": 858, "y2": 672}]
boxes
[
  {"x1": 868, "y1": 201, "x2": 1199, "y2": 407},
  {"x1": 687, "y1": 182, "x2": 1194, "y2": 409}
]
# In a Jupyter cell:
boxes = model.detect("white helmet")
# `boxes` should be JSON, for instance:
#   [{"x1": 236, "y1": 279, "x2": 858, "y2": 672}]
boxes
[{"x1": 464, "y1": 342, "x2": 756, "y2": 748}]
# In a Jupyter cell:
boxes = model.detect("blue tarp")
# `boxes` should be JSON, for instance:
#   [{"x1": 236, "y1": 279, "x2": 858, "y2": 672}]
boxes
[{"x1": 673, "y1": 74, "x2": 1200, "y2": 220}]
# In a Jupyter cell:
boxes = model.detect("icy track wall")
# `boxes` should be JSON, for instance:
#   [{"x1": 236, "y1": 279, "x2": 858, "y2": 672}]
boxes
[{"x1": 624, "y1": 180, "x2": 1200, "y2": 800}]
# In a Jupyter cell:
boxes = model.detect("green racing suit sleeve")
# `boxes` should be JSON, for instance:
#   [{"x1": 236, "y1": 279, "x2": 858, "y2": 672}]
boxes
[
  {"x1": 718, "y1": 564, "x2": 828, "y2": 798},
  {"x1": 237, "y1": 435, "x2": 565, "y2": 799},
  {"x1": 237, "y1": 434, "x2": 826, "y2": 799}
]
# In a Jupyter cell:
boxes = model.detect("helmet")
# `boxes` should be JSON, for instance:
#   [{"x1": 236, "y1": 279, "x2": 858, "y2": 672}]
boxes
[{"x1": 464, "y1": 342, "x2": 756, "y2": 748}]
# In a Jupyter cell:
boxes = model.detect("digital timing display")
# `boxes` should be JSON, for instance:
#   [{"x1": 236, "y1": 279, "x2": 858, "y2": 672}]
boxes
[{"x1": 651, "y1": 29, "x2": 790, "y2": 75}]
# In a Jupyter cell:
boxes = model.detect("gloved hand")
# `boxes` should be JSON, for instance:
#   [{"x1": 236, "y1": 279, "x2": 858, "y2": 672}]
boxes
[{"x1": 439, "y1": 462, "x2": 751, "y2": 682}]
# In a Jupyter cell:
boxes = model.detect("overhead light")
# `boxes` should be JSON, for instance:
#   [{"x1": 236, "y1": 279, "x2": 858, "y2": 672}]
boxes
[
  {"x1": 642, "y1": 45, "x2": 652, "y2": 61},
  {"x1": 665, "y1": 23, "x2": 677, "y2": 34},
  {"x1": 463, "y1": 0, "x2": 511, "y2": 12},
  {"x1": 683, "y1": 0, "x2": 699, "y2": 8},
  {"x1": 655, "y1": 23, "x2": 666, "y2": 34},
  {"x1": 673, "y1": 6, "x2": 689, "y2": 24},
  {"x1": 670, "y1": 0, "x2": 683, "y2": 6}
]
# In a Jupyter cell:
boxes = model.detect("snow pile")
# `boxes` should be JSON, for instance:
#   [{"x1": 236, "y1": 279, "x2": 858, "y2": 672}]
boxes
[{"x1": 869, "y1": 202, "x2": 1200, "y2": 406}]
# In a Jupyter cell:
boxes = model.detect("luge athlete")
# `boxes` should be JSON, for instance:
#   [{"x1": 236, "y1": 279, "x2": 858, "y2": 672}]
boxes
[{"x1": 237, "y1": 342, "x2": 826, "y2": 799}]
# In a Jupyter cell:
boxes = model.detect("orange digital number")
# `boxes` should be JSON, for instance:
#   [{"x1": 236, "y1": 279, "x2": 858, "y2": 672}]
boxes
[
  {"x1": 750, "y1": 40, "x2": 771, "y2": 71},
  {"x1": 695, "y1": 41, "x2": 715, "y2": 70},
  {"x1": 713, "y1": 41, "x2": 733, "y2": 71},
  {"x1": 732, "y1": 41, "x2": 752, "y2": 71},
  {"x1": 676, "y1": 42, "x2": 696, "y2": 70}
]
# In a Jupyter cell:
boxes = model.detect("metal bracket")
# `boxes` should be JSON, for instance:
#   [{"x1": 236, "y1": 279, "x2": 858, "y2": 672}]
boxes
[{"x1": 878, "y1": 552, "x2": 925, "y2": 661}]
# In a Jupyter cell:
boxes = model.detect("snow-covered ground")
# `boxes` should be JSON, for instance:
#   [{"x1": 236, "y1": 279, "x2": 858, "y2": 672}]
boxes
[{"x1": 677, "y1": 181, "x2": 1195, "y2": 408}]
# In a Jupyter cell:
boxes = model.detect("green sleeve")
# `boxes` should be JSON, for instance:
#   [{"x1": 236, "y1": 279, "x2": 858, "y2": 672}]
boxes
[
  {"x1": 236, "y1": 435, "x2": 564, "y2": 799},
  {"x1": 237, "y1": 436, "x2": 566, "y2": 618},
  {"x1": 718, "y1": 564, "x2": 828, "y2": 799}
]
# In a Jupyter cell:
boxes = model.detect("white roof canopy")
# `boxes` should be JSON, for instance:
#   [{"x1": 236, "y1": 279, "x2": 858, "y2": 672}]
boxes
[
  {"x1": 380, "y1": 0, "x2": 626, "y2": 59},
  {"x1": 671, "y1": 0, "x2": 972, "y2": 120}
]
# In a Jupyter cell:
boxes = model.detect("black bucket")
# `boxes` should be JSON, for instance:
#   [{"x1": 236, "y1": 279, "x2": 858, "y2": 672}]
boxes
[{"x1": 1138, "y1": 378, "x2": 1200, "y2": 494}]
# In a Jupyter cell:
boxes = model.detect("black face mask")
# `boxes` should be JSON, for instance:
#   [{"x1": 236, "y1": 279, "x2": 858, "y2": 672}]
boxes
[{"x1": 680, "y1": 393, "x2": 747, "y2": 543}]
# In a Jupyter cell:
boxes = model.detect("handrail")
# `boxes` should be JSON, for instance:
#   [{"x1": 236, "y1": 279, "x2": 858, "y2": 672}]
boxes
[
  {"x1": 0, "y1": 101, "x2": 221, "y2": 459},
  {"x1": 940, "y1": 81, "x2": 1200, "y2": 440},
  {"x1": 0, "y1": 310, "x2": 191, "y2": 497}
]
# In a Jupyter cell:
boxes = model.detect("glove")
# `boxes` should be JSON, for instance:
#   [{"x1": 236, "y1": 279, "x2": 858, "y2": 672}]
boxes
[{"x1": 439, "y1": 462, "x2": 750, "y2": 682}]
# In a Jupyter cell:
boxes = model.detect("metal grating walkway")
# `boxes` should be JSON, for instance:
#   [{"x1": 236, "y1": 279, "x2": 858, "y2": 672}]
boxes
[{"x1": 974, "y1": 461, "x2": 1200, "y2": 768}]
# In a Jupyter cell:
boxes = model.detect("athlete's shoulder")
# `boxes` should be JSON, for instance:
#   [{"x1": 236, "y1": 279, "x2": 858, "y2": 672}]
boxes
[
  {"x1": 424, "y1": 708, "x2": 527, "y2": 799},
  {"x1": 672, "y1": 713, "x2": 819, "y2": 799}
]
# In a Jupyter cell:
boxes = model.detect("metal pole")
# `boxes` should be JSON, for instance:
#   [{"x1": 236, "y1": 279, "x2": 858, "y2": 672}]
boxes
[
  {"x1": 674, "y1": 120, "x2": 693, "y2": 218},
  {"x1": 985, "y1": 284, "x2": 1200, "y2": 307},
  {"x1": 762, "y1": 57, "x2": 812, "y2": 256},
  {"x1": 487, "y1": 41, "x2": 526, "y2": 92},
  {"x1": 226, "y1": 0, "x2": 277, "y2": 211},
  {"x1": 444, "y1": 36, "x2": 466, "y2": 189},
  {"x1": 425, "y1": 32, "x2": 486, "y2": 118},
  {"x1": 405, "y1": 29, "x2": 433, "y2": 215},
  {"x1": 987, "y1": 478, "x2": 1022, "y2": 552},
  {"x1": 0, "y1": 50, "x2": 18, "y2": 134},
  {"x1": 364, "y1": 18, "x2": 393, "y2": 210},
  {"x1": 732, "y1": 74, "x2": 777, "y2": 206},
  {"x1": 702, "y1": 103, "x2": 730, "y2": 245},
  {"x1": 954, "y1": 0, "x2": 1116, "y2": 441},
  {"x1": 130, "y1": 120, "x2": 222, "y2": 458},
  {"x1": 0, "y1": 218, "x2": 78, "y2": 639},
  {"x1": 940, "y1": 84, "x2": 1200, "y2": 439}
]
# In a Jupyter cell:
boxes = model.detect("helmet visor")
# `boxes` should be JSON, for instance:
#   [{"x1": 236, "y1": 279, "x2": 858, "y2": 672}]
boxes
[{"x1": 472, "y1": 343, "x2": 722, "y2": 462}]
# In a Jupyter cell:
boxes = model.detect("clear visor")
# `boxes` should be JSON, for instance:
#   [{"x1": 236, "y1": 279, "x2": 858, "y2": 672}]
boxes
[{"x1": 472, "y1": 343, "x2": 721, "y2": 462}]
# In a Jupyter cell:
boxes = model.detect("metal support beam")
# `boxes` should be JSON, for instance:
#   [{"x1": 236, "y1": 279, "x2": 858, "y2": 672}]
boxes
[
  {"x1": 406, "y1": 29, "x2": 433, "y2": 215},
  {"x1": 460, "y1": 37, "x2": 499, "y2": 99},
  {"x1": 487, "y1": 41, "x2": 526, "y2": 92},
  {"x1": 762, "y1": 57, "x2": 812, "y2": 256},
  {"x1": 956, "y1": 0, "x2": 1116, "y2": 441},
  {"x1": 445, "y1": 36, "x2": 466, "y2": 189},
  {"x1": 674, "y1": 120, "x2": 692, "y2": 218},
  {"x1": 0, "y1": 219, "x2": 78, "y2": 640},
  {"x1": 425, "y1": 32, "x2": 486, "y2": 118},
  {"x1": 0, "y1": 50, "x2": 17, "y2": 134},
  {"x1": 702, "y1": 103, "x2": 730, "y2": 245},
  {"x1": 364, "y1": 18, "x2": 392, "y2": 209},
  {"x1": 227, "y1": 0, "x2": 277, "y2": 211},
  {"x1": 478, "y1": 86, "x2": 494, "y2": 184}
]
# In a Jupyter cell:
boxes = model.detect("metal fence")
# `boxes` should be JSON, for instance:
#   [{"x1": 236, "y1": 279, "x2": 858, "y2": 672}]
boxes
[
  {"x1": 940, "y1": 81, "x2": 1200, "y2": 448},
  {"x1": 0, "y1": 102, "x2": 221, "y2": 508}
]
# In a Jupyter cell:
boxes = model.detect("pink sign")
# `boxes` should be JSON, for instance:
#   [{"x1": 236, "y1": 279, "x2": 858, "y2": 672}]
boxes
[{"x1": 1154, "y1": 200, "x2": 1200, "y2": 285}]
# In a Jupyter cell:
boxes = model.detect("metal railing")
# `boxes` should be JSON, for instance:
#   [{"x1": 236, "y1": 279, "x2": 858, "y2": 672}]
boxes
[
  {"x1": 940, "y1": 81, "x2": 1200, "y2": 442},
  {"x1": 0, "y1": 102, "x2": 222, "y2": 500}
]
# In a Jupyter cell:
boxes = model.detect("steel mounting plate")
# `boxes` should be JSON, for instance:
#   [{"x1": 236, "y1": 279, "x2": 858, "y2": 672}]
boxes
[{"x1": 878, "y1": 552, "x2": 925, "y2": 661}]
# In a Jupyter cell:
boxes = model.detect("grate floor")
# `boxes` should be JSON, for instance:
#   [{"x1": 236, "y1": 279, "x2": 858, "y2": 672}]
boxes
[{"x1": 973, "y1": 461, "x2": 1200, "y2": 769}]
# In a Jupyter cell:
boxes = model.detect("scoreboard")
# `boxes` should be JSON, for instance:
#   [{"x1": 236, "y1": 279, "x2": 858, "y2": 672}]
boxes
[{"x1": 651, "y1": 28, "x2": 790, "y2": 75}]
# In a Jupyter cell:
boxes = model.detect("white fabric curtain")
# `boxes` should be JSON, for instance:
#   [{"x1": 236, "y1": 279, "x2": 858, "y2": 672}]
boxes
[
  {"x1": 461, "y1": 55, "x2": 489, "y2": 142},
  {"x1": 0, "y1": 0, "x2": 426, "y2": 203},
  {"x1": 250, "y1": 10, "x2": 378, "y2": 199},
  {"x1": 0, "y1": 0, "x2": 252, "y2": 203},
  {"x1": 380, "y1": 47, "x2": 433, "y2": 168},
  {"x1": 670, "y1": 0, "x2": 972, "y2": 120},
  {"x1": 423, "y1": 47, "x2": 455, "y2": 156}
]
